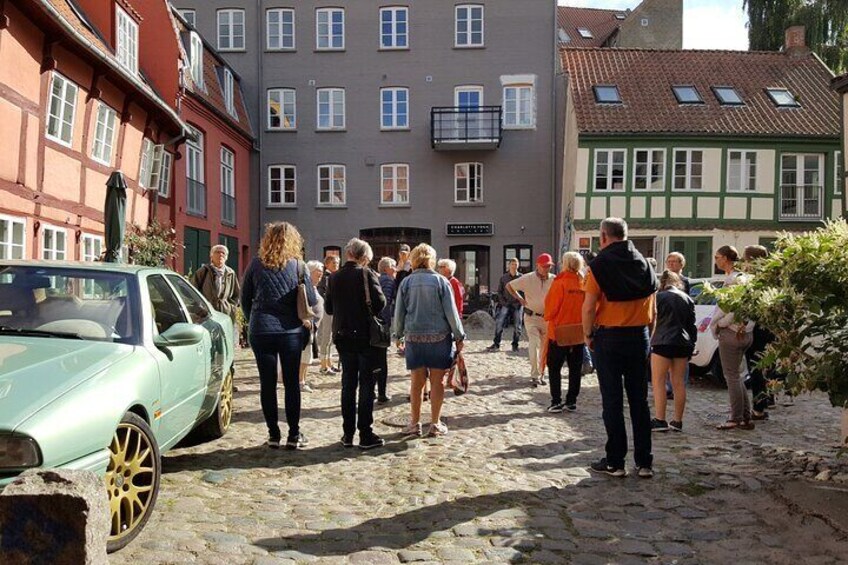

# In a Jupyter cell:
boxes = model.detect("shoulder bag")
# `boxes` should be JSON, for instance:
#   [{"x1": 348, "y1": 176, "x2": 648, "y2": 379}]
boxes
[
  {"x1": 363, "y1": 268, "x2": 391, "y2": 348},
  {"x1": 296, "y1": 260, "x2": 314, "y2": 329}
]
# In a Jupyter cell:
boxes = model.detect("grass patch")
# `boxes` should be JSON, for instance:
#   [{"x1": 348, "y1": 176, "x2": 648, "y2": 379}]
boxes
[{"x1": 676, "y1": 482, "x2": 710, "y2": 497}]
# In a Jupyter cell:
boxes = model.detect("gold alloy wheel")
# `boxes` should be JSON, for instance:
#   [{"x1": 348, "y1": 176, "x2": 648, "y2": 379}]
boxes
[
  {"x1": 105, "y1": 421, "x2": 157, "y2": 543},
  {"x1": 220, "y1": 369, "x2": 234, "y2": 430}
]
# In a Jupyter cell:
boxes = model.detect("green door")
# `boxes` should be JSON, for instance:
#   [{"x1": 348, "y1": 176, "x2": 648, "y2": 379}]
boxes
[
  {"x1": 219, "y1": 234, "x2": 239, "y2": 273},
  {"x1": 184, "y1": 227, "x2": 211, "y2": 274},
  {"x1": 668, "y1": 237, "x2": 713, "y2": 278}
]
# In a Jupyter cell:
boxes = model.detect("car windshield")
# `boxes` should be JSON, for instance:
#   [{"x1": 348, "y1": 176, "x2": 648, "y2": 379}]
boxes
[{"x1": 0, "y1": 265, "x2": 139, "y2": 343}]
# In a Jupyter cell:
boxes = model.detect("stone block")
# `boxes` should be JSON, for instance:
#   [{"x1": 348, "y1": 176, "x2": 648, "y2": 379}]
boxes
[{"x1": 0, "y1": 469, "x2": 108, "y2": 565}]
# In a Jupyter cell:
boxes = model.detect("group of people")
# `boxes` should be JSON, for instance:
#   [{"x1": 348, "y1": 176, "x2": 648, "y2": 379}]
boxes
[{"x1": 189, "y1": 217, "x2": 776, "y2": 478}]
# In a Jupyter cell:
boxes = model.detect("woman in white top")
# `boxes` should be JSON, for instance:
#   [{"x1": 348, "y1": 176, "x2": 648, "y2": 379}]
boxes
[{"x1": 709, "y1": 245, "x2": 755, "y2": 430}]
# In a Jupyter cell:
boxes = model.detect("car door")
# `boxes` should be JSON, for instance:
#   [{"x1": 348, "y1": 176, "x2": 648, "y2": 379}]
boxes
[{"x1": 146, "y1": 274, "x2": 207, "y2": 445}]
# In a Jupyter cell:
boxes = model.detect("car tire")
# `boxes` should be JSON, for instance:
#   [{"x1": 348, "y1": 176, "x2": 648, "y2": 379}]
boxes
[
  {"x1": 709, "y1": 352, "x2": 726, "y2": 387},
  {"x1": 105, "y1": 412, "x2": 161, "y2": 553},
  {"x1": 196, "y1": 366, "x2": 234, "y2": 440}
]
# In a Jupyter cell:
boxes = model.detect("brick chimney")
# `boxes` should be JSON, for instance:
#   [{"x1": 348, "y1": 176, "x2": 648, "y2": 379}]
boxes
[{"x1": 785, "y1": 26, "x2": 808, "y2": 56}]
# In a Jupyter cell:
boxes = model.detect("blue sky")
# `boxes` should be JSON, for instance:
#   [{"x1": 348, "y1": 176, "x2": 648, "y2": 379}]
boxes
[{"x1": 558, "y1": 0, "x2": 749, "y2": 50}]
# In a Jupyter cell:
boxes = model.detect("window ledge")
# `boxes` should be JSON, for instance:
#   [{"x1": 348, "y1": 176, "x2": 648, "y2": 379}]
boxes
[
  {"x1": 453, "y1": 202, "x2": 485, "y2": 207},
  {"x1": 314, "y1": 48, "x2": 346, "y2": 53},
  {"x1": 315, "y1": 129, "x2": 347, "y2": 133},
  {"x1": 266, "y1": 129, "x2": 298, "y2": 133},
  {"x1": 378, "y1": 47, "x2": 410, "y2": 52},
  {"x1": 632, "y1": 189, "x2": 666, "y2": 194},
  {"x1": 186, "y1": 211, "x2": 207, "y2": 219},
  {"x1": 380, "y1": 127, "x2": 411, "y2": 132},
  {"x1": 503, "y1": 125, "x2": 536, "y2": 131},
  {"x1": 454, "y1": 45, "x2": 485, "y2": 50},
  {"x1": 217, "y1": 48, "x2": 247, "y2": 53},
  {"x1": 315, "y1": 205, "x2": 348, "y2": 209},
  {"x1": 379, "y1": 203, "x2": 411, "y2": 208},
  {"x1": 267, "y1": 204, "x2": 297, "y2": 209},
  {"x1": 265, "y1": 49, "x2": 297, "y2": 53}
]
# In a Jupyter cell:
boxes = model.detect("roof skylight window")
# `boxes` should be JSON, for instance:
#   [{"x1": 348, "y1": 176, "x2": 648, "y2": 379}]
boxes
[
  {"x1": 577, "y1": 27, "x2": 594, "y2": 39},
  {"x1": 672, "y1": 85, "x2": 703, "y2": 105},
  {"x1": 713, "y1": 86, "x2": 744, "y2": 106},
  {"x1": 615, "y1": 13, "x2": 627, "y2": 20},
  {"x1": 766, "y1": 88, "x2": 799, "y2": 107},
  {"x1": 558, "y1": 28, "x2": 571, "y2": 43},
  {"x1": 593, "y1": 85, "x2": 621, "y2": 104}
]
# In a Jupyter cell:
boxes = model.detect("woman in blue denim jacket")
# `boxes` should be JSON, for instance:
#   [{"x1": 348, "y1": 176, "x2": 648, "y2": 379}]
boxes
[{"x1": 392, "y1": 244, "x2": 465, "y2": 438}]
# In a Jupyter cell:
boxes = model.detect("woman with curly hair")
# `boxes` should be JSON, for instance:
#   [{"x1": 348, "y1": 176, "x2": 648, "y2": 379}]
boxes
[{"x1": 241, "y1": 222, "x2": 317, "y2": 449}]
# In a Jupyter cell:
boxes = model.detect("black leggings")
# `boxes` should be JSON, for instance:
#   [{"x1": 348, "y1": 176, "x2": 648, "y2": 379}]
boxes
[
  {"x1": 250, "y1": 331, "x2": 304, "y2": 441},
  {"x1": 546, "y1": 341, "x2": 584, "y2": 405}
]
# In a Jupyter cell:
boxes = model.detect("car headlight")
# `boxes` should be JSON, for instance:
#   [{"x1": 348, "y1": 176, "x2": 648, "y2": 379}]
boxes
[{"x1": 0, "y1": 436, "x2": 42, "y2": 469}]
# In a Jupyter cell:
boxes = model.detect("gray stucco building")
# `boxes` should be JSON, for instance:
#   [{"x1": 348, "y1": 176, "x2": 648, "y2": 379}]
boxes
[{"x1": 172, "y1": 0, "x2": 560, "y2": 307}]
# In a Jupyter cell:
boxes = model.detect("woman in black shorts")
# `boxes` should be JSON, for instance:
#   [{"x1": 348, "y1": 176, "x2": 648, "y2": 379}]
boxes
[{"x1": 650, "y1": 270, "x2": 697, "y2": 432}]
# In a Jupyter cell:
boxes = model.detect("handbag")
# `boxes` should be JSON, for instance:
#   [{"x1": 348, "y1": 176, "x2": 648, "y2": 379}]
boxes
[
  {"x1": 363, "y1": 268, "x2": 391, "y2": 348},
  {"x1": 296, "y1": 260, "x2": 314, "y2": 330},
  {"x1": 554, "y1": 323, "x2": 584, "y2": 347},
  {"x1": 447, "y1": 351, "x2": 469, "y2": 395}
]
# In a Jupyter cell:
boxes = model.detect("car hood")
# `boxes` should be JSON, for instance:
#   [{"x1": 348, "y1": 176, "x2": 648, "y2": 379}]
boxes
[{"x1": 0, "y1": 337, "x2": 135, "y2": 431}]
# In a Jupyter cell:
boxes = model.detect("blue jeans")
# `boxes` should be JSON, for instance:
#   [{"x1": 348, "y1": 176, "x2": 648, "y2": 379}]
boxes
[
  {"x1": 250, "y1": 331, "x2": 304, "y2": 441},
  {"x1": 493, "y1": 303, "x2": 523, "y2": 347},
  {"x1": 337, "y1": 341, "x2": 377, "y2": 438},
  {"x1": 594, "y1": 326, "x2": 653, "y2": 469}
]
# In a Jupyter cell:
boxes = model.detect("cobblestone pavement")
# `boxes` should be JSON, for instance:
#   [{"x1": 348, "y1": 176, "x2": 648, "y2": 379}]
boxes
[{"x1": 113, "y1": 333, "x2": 848, "y2": 564}]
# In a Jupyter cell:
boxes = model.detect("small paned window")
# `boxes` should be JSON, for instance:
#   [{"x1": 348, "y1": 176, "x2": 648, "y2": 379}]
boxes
[
  {"x1": 268, "y1": 89, "x2": 296, "y2": 129},
  {"x1": 267, "y1": 8, "x2": 295, "y2": 50},
  {"x1": 318, "y1": 165, "x2": 346, "y2": 206},
  {"x1": 593, "y1": 85, "x2": 621, "y2": 104},
  {"x1": 179, "y1": 10, "x2": 196, "y2": 27},
  {"x1": 159, "y1": 152, "x2": 173, "y2": 197},
  {"x1": 767, "y1": 88, "x2": 799, "y2": 107},
  {"x1": 728, "y1": 151, "x2": 757, "y2": 192},
  {"x1": 189, "y1": 33, "x2": 204, "y2": 89},
  {"x1": 268, "y1": 165, "x2": 296, "y2": 206},
  {"x1": 380, "y1": 7, "x2": 408, "y2": 49},
  {"x1": 713, "y1": 86, "x2": 743, "y2": 106},
  {"x1": 455, "y1": 163, "x2": 483, "y2": 203},
  {"x1": 577, "y1": 27, "x2": 593, "y2": 39},
  {"x1": 456, "y1": 5, "x2": 484, "y2": 47},
  {"x1": 381, "y1": 164, "x2": 409, "y2": 204},
  {"x1": 674, "y1": 150, "x2": 704, "y2": 190},
  {"x1": 0, "y1": 215, "x2": 26, "y2": 260},
  {"x1": 503, "y1": 85, "x2": 534, "y2": 128},
  {"x1": 317, "y1": 88, "x2": 345, "y2": 130},
  {"x1": 217, "y1": 9, "x2": 245, "y2": 51},
  {"x1": 317, "y1": 8, "x2": 345, "y2": 50},
  {"x1": 836, "y1": 151, "x2": 844, "y2": 195},
  {"x1": 91, "y1": 103, "x2": 117, "y2": 166},
  {"x1": 381, "y1": 88, "x2": 409, "y2": 129},
  {"x1": 116, "y1": 6, "x2": 139, "y2": 75},
  {"x1": 46, "y1": 73, "x2": 78, "y2": 146},
  {"x1": 223, "y1": 68, "x2": 236, "y2": 118},
  {"x1": 594, "y1": 149, "x2": 626, "y2": 191},
  {"x1": 672, "y1": 86, "x2": 703, "y2": 104},
  {"x1": 82, "y1": 234, "x2": 103, "y2": 262},
  {"x1": 633, "y1": 149, "x2": 665, "y2": 190},
  {"x1": 42, "y1": 226, "x2": 67, "y2": 261}
]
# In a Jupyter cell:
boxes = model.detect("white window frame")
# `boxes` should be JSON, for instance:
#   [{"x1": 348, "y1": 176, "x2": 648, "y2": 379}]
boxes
[
  {"x1": 316, "y1": 88, "x2": 345, "y2": 130},
  {"x1": 217, "y1": 9, "x2": 245, "y2": 51},
  {"x1": 91, "y1": 103, "x2": 117, "y2": 166},
  {"x1": 220, "y1": 147, "x2": 235, "y2": 198},
  {"x1": 317, "y1": 164, "x2": 346, "y2": 206},
  {"x1": 179, "y1": 9, "x2": 196, "y2": 27},
  {"x1": 835, "y1": 151, "x2": 843, "y2": 196},
  {"x1": 116, "y1": 5, "x2": 139, "y2": 75},
  {"x1": 268, "y1": 88, "x2": 296, "y2": 130},
  {"x1": 222, "y1": 68, "x2": 236, "y2": 117},
  {"x1": 455, "y1": 4, "x2": 484, "y2": 48},
  {"x1": 633, "y1": 148, "x2": 666, "y2": 191},
  {"x1": 380, "y1": 87, "x2": 409, "y2": 130},
  {"x1": 268, "y1": 165, "x2": 297, "y2": 207},
  {"x1": 41, "y1": 224, "x2": 67, "y2": 261},
  {"x1": 593, "y1": 149, "x2": 626, "y2": 191},
  {"x1": 454, "y1": 162, "x2": 483, "y2": 203},
  {"x1": 189, "y1": 32, "x2": 204, "y2": 89},
  {"x1": 380, "y1": 6, "x2": 409, "y2": 50},
  {"x1": 186, "y1": 127, "x2": 205, "y2": 183},
  {"x1": 0, "y1": 214, "x2": 26, "y2": 260},
  {"x1": 502, "y1": 84, "x2": 534, "y2": 129},
  {"x1": 673, "y1": 149, "x2": 704, "y2": 190},
  {"x1": 316, "y1": 8, "x2": 345, "y2": 50},
  {"x1": 727, "y1": 150, "x2": 758, "y2": 192},
  {"x1": 381, "y1": 163, "x2": 410, "y2": 205},
  {"x1": 158, "y1": 151, "x2": 173, "y2": 197},
  {"x1": 139, "y1": 138, "x2": 155, "y2": 188},
  {"x1": 81, "y1": 234, "x2": 103, "y2": 262},
  {"x1": 267, "y1": 8, "x2": 295, "y2": 50},
  {"x1": 46, "y1": 72, "x2": 78, "y2": 147}
]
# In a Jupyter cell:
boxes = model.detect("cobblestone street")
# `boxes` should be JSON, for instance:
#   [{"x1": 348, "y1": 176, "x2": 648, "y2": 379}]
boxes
[{"x1": 114, "y1": 334, "x2": 848, "y2": 564}]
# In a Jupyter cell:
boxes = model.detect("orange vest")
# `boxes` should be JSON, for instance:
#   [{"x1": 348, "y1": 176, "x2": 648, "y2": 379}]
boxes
[{"x1": 544, "y1": 271, "x2": 585, "y2": 343}]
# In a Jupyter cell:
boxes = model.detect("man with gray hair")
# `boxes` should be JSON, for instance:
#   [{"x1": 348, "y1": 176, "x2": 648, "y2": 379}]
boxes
[{"x1": 191, "y1": 244, "x2": 240, "y2": 322}]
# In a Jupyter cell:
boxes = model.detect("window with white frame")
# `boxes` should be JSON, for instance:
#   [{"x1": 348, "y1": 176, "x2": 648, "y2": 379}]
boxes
[
  {"x1": 835, "y1": 151, "x2": 843, "y2": 195},
  {"x1": 139, "y1": 138, "x2": 155, "y2": 188},
  {"x1": 456, "y1": 5, "x2": 484, "y2": 47},
  {"x1": 222, "y1": 68, "x2": 236, "y2": 117},
  {"x1": 221, "y1": 147, "x2": 236, "y2": 225},
  {"x1": 316, "y1": 8, "x2": 344, "y2": 50},
  {"x1": 594, "y1": 149, "x2": 626, "y2": 191},
  {"x1": 317, "y1": 88, "x2": 345, "y2": 130},
  {"x1": 455, "y1": 163, "x2": 483, "y2": 203},
  {"x1": 318, "y1": 164, "x2": 346, "y2": 205},
  {"x1": 268, "y1": 165, "x2": 296, "y2": 206},
  {"x1": 189, "y1": 33, "x2": 204, "y2": 89},
  {"x1": 381, "y1": 164, "x2": 409, "y2": 204},
  {"x1": 186, "y1": 128, "x2": 204, "y2": 183},
  {"x1": 46, "y1": 72, "x2": 78, "y2": 146},
  {"x1": 217, "y1": 9, "x2": 245, "y2": 51},
  {"x1": 503, "y1": 85, "x2": 534, "y2": 128},
  {"x1": 267, "y1": 8, "x2": 295, "y2": 50},
  {"x1": 380, "y1": 87, "x2": 408, "y2": 129},
  {"x1": 0, "y1": 215, "x2": 26, "y2": 260},
  {"x1": 380, "y1": 7, "x2": 408, "y2": 49},
  {"x1": 268, "y1": 89, "x2": 296, "y2": 129},
  {"x1": 116, "y1": 6, "x2": 138, "y2": 75},
  {"x1": 179, "y1": 9, "x2": 196, "y2": 27},
  {"x1": 42, "y1": 225, "x2": 67, "y2": 261},
  {"x1": 674, "y1": 150, "x2": 703, "y2": 190},
  {"x1": 727, "y1": 150, "x2": 757, "y2": 192},
  {"x1": 82, "y1": 234, "x2": 103, "y2": 262},
  {"x1": 159, "y1": 151, "x2": 173, "y2": 197},
  {"x1": 91, "y1": 103, "x2": 117, "y2": 166},
  {"x1": 633, "y1": 149, "x2": 665, "y2": 190}
]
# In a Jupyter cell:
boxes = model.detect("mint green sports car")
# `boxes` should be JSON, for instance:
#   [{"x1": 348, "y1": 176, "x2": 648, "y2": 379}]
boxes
[{"x1": 0, "y1": 261, "x2": 235, "y2": 552}]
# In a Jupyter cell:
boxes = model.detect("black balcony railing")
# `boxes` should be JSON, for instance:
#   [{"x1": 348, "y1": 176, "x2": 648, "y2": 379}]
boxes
[
  {"x1": 222, "y1": 193, "x2": 236, "y2": 226},
  {"x1": 187, "y1": 178, "x2": 206, "y2": 217},
  {"x1": 779, "y1": 184, "x2": 823, "y2": 221},
  {"x1": 431, "y1": 106, "x2": 502, "y2": 150}
]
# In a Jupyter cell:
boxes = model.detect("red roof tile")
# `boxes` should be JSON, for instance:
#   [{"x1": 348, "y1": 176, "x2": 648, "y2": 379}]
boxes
[
  {"x1": 557, "y1": 6, "x2": 625, "y2": 47},
  {"x1": 561, "y1": 48, "x2": 840, "y2": 137}
]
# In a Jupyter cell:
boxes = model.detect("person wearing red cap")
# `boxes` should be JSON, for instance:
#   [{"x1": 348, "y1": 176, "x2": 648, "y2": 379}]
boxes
[{"x1": 506, "y1": 253, "x2": 555, "y2": 386}]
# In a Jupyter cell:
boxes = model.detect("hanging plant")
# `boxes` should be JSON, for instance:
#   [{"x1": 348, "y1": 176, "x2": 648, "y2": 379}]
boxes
[{"x1": 125, "y1": 221, "x2": 178, "y2": 268}]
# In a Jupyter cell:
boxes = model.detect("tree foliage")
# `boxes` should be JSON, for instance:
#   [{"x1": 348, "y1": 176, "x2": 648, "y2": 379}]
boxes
[
  {"x1": 125, "y1": 220, "x2": 178, "y2": 268},
  {"x1": 745, "y1": 0, "x2": 848, "y2": 72},
  {"x1": 708, "y1": 220, "x2": 848, "y2": 408}
]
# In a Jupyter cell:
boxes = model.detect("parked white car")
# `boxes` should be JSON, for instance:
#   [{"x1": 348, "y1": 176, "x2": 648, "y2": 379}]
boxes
[{"x1": 688, "y1": 278, "x2": 747, "y2": 384}]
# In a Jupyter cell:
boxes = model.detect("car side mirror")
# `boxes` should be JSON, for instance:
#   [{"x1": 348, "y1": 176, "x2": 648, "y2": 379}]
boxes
[{"x1": 154, "y1": 323, "x2": 205, "y2": 348}]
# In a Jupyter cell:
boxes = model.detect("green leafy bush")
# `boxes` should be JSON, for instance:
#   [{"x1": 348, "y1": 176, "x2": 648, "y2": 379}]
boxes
[
  {"x1": 710, "y1": 220, "x2": 848, "y2": 408},
  {"x1": 125, "y1": 221, "x2": 178, "y2": 268}
]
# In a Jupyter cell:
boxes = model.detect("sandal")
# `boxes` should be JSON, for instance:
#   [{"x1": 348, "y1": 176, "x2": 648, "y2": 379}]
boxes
[
  {"x1": 737, "y1": 420, "x2": 755, "y2": 430},
  {"x1": 716, "y1": 421, "x2": 739, "y2": 430}
]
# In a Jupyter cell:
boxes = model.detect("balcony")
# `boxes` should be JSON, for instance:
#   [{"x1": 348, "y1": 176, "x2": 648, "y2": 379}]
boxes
[
  {"x1": 187, "y1": 178, "x2": 206, "y2": 217},
  {"x1": 779, "y1": 185, "x2": 823, "y2": 221},
  {"x1": 222, "y1": 193, "x2": 236, "y2": 227},
  {"x1": 431, "y1": 106, "x2": 502, "y2": 150}
]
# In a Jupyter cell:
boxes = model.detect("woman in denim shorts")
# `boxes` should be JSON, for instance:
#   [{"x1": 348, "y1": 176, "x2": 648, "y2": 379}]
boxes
[{"x1": 392, "y1": 244, "x2": 465, "y2": 437}]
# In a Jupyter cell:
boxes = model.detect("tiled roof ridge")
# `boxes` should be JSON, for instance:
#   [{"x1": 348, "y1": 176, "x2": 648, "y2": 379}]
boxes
[
  {"x1": 558, "y1": 6, "x2": 622, "y2": 14},
  {"x1": 561, "y1": 46, "x2": 797, "y2": 56}
]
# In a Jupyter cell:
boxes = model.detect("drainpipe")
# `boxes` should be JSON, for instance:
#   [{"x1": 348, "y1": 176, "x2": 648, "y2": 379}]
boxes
[
  {"x1": 550, "y1": 2, "x2": 558, "y2": 256},
  {"x1": 255, "y1": 0, "x2": 263, "y2": 252}
]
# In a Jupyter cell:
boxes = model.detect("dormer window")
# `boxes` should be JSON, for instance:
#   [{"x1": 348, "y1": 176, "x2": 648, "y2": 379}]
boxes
[
  {"x1": 223, "y1": 68, "x2": 236, "y2": 118},
  {"x1": 577, "y1": 27, "x2": 593, "y2": 39},
  {"x1": 767, "y1": 88, "x2": 799, "y2": 107},
  {"x1": 115, "y1": 5, "x2": 138, "y2": 75},
  {"x1": 189, "y1": 32, "x2": 204, "y2": 89},
  {"x1": 713, "y1": 86, "x2": 744, "y2": 106},
  {"x1": 593, "y1": 85, "x2": 621, "y2": 104},
  {"x1": 557, "y1": 28, "x2": 570, "y2": 43},
  {"x1": 672, "y1": 85, "x2": 703, "y2": 105}
]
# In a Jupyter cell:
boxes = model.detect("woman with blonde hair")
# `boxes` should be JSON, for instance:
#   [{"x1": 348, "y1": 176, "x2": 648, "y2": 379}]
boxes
[
  {"x1": 393, "y1": 244, "x2": 465, "y2": 437},
  {"x1": 241, "y1": 222, "x2": 317, "y2": 449},
  {"x1": 543, "y1": 251, "x2": 586, "y2": 412}
]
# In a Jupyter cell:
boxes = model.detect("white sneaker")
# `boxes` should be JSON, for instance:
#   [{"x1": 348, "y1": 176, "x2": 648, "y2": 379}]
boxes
[
  {"x1": 427, "y1": 421, "x2": 449, "y2": 437},
  {"x1": 403, "y1": 422, "x2": 422, "y2": 437},
  {"x1": 301, "y1": 382, "x2": 313, "y2": 393}
]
